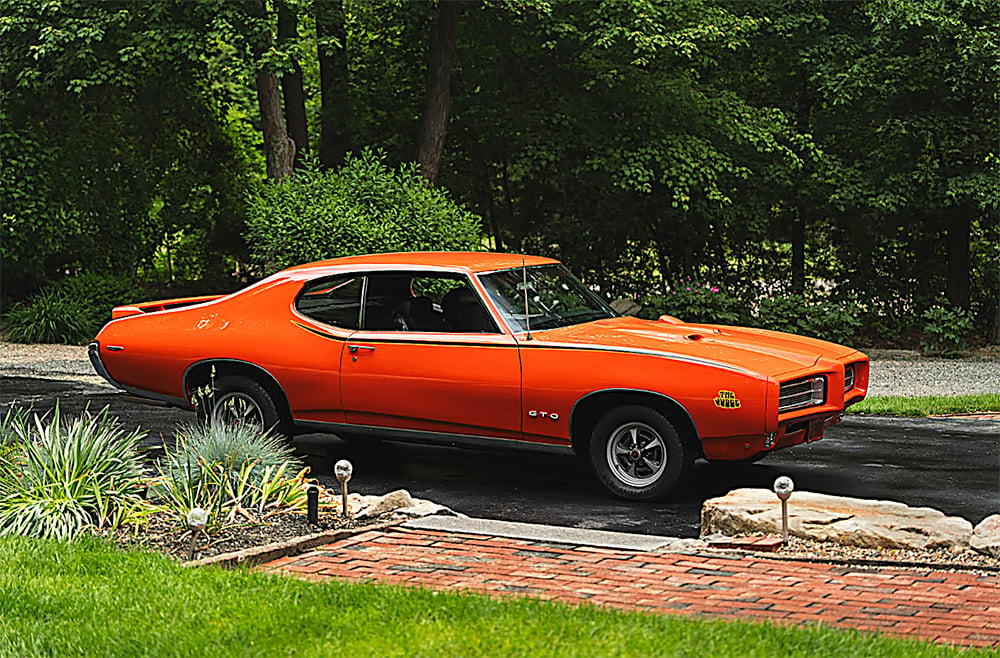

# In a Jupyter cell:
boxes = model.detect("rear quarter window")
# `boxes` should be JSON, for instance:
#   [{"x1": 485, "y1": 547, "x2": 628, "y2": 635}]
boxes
[{"x1": 294, "y1": 275, "x2": 363, "y2": 329}]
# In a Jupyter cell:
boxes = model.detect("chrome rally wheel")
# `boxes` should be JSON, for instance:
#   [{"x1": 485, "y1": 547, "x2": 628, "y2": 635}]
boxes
[
  {"x1": 212, "y1": 391, "x2": 265, "y2": 430},
  {"x1": 605, "y1": 421, "x2": 667, "y2": 487},
  {"x1": 208, "y1": 375, "x2": 287, "y2": 435},
  {"x1": 589, "y1": 405, "x2": 691, "y2": 501}
]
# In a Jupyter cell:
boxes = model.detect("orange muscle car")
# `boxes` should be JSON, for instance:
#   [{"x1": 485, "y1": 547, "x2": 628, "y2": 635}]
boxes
[{"x1": 90, "y1": 252, "x2": 869, "y2": 500}]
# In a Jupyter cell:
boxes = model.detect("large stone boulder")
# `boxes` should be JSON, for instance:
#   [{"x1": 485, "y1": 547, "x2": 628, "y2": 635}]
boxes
[
  {"x1": 971, "y1": 514, "x2": 1000, "y2": 558},
  {"x1": 701, "y1": 488, "x2": 973, "y2": 551}
]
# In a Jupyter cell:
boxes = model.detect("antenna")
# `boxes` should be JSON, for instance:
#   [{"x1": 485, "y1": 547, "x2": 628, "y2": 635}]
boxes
[{"x1": 522, "y1": 257, "x2": 532, "y2": 340}]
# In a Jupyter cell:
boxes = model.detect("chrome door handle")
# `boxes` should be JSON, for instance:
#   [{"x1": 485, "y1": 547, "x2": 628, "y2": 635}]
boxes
[{"x1": 348, "y1": 344, "x2": 376, "y2": 354}]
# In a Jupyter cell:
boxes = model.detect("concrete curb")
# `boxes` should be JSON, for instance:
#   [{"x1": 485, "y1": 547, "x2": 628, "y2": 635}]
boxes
[
  {"x1": 403, "y1": 516, "x2": 679, "y2": 552},
  {"x1": 184, "y1": 519, "x2": 402, "y2": 569}
]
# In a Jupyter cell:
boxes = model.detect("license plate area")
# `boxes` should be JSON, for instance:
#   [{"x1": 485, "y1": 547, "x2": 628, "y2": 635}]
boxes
[{"x1": 806, "y1": 418, "x2": 824, "y2": 442}]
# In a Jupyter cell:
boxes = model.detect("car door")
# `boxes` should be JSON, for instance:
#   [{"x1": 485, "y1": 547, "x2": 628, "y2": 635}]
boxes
[{"x1": 339, "y1": 271, "x2": 523, "y2": 441}]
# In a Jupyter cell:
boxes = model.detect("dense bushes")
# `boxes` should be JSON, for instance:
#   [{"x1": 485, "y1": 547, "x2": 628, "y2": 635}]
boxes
[
  {"x1": 640, "y1": 283, "x2": 864, "y2": 346},
  {"x1": 2, "y1": 273, "x2": 146, "y2": 345},
  {"x1": 640, "y1": 283, "x2": 746, "y2": 325},
  {"x1": 921, "y1": 305, "x2": 974, "y2": 357},
  {"x1": 245, "y1": 150, "x2": 482, "y2": 274}
]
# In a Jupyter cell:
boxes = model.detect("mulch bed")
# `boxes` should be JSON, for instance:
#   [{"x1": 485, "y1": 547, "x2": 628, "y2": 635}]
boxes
[{"x1": 98, "y1": 509, "x2": 393, "y2": 563}]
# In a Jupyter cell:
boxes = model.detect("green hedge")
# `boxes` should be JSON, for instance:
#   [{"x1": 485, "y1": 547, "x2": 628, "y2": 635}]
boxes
[
  {"x1": 245, "y1": 150, "x2": 482, "y2": 274},
  {"x1": 2, "y1": 273, "x2": 145, "y2": 345}
]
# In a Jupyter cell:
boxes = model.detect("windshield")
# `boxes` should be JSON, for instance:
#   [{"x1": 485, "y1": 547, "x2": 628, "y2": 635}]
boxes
[{"x1": 478, "y1": 264, "x2": 617, "y2": 332}]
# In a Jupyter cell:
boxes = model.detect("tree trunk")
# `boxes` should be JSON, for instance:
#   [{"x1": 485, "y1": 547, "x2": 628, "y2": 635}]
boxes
[
  {"x1": 416, "y1": 0, "x2": 459, "y2": 185},
  {"x1": 278, "y1": 1, "x2": 308, "y2": 169},
  {"x1": 249, "y1": 0, "x2": 295, "y2": 181},
  {"x1": 991, "y1": 280, "x2": 1000, "y2": 344},
  {"x1": 317, "y1": 0, "x2": 350, "y2": 169},
  {"x1": 946, "y1": 206, "x2": 971, "y2": 308},
  {"x1": 791, "y1": 206, "x2": 805, "y2": 292}
]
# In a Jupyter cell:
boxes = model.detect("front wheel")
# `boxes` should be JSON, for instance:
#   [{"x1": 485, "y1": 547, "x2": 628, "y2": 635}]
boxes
[{"x1": 589, "y1": 406, "x2": 691, "y2": 501}]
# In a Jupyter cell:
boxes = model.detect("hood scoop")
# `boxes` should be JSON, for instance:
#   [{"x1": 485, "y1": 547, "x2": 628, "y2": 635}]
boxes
[{"x1": 685, "y1": 328, "x2": 723, "y2": 341}]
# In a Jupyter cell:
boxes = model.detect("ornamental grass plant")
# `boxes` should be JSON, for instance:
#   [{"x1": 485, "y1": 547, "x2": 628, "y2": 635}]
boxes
[
  {"x1": 150, "y1": 421, "x2": 308, "y2": 531},
  {"x1": 0, "y1": 405, "x2": 149, "y2": 539}
]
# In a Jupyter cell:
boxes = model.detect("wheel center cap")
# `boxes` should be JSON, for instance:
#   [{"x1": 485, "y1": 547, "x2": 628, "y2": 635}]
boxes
[{"x1": 629, "y1": 448, "x2": 640, "y2": 460}]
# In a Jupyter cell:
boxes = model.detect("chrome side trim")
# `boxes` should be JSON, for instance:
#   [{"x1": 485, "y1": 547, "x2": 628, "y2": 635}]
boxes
[{"x1": 293, "y1": 420, "x2": 575, "y2": 456}]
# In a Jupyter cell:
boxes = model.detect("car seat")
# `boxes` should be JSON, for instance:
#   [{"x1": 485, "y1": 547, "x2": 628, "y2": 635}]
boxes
[
  {"x1": 393, "y1": 296, "x2": 446, "y2": 331},
  {"x1": 442, "y1": 287, "x2": 494, "y2": 332}
]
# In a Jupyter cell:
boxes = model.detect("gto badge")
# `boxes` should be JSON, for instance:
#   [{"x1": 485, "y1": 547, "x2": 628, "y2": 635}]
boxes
[
  {"x1": 528, "y1": 410, "x2": 560, "y2": 421},
  {"x1": 714, "y1": 390, "x2": 742, "y2": 409}
]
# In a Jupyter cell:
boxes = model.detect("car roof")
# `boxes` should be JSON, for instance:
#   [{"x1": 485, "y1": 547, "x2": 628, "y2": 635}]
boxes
[{"x1": 282, "y1": 252, "x2": 560, "y2": 276}]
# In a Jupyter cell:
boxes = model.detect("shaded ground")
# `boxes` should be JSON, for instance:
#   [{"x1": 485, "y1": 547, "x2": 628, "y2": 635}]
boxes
[{"x1": 3, "y1": 376, "x2": 996, "y2": 539}]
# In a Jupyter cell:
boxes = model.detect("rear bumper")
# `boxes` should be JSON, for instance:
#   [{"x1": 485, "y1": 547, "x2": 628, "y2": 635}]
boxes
[
  {"x1": 88, "y1": 342, "x2": 125, "y2": 391},
  {"x1": 88, "y1": 341, "x2": 189, "y2": 408}
]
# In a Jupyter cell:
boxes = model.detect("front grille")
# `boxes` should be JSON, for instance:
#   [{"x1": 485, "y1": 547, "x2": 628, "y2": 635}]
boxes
[
  {"x1": 779, "y1": 376, "x2": 826, "y2": 412},
  {"x1": 844, "y1": 364, "x2": 856, "y2": 391}
]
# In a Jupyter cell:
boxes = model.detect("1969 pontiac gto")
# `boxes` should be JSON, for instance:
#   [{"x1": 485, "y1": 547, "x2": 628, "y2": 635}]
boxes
[{"x1": 91, "y1": 252, "x2": 868, "y2": 500}]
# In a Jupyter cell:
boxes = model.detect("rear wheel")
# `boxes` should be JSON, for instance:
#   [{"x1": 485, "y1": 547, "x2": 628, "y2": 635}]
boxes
[
  {"x1": 589, "y1": 405, "x2": 691, "y2": 501},
  {"x1": 209, "y1": 376, "x2": 286, "y2": 435}
]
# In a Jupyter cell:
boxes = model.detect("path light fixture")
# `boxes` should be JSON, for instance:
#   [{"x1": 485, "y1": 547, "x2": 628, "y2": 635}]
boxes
[
  {"x1": 307, "y1": 484, "x2": 319, "y2": 525},
  {"x1": 773, "y1": 476, "x2": 794, "y2": 544},
  {"x1": 186, "y1": 507, "x2": 208, "y2": 561},
  {"x1": 335, "y1": 459, "x2": 353, "y2": 517}
]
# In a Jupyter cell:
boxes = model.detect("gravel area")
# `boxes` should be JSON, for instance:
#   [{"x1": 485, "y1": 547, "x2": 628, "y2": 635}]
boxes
[{"x1": 727, "y1": 535, "x2": 1000, "y2": 575}]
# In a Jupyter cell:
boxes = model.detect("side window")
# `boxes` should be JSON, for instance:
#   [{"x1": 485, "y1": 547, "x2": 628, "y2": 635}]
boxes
[
  {"x1": 295, "y1": 275, "x2": 362, "y2": 330},
  {"x1": 362, "y1": 272, "x2": 499, "y2": 333}
]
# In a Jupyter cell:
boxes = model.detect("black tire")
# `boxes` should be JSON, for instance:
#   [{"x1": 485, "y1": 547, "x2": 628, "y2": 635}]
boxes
[
  {"x1": 209, "y1": 375, "x2": 288, "y2": 436},
  {"x1": 589, "y1": 405, "x2": 691, "y2": 501}
]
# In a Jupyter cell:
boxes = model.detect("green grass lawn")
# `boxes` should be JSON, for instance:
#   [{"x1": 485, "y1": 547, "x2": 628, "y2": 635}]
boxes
[
  {"x1": 849, "y1": 393, "x2": 1000, "y2": 417},
  {"x1": 0, "y1": 537, "x2": 988, "y2": 658}
]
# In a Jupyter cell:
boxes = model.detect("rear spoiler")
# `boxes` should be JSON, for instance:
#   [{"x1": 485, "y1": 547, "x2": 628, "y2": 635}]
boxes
[{"x1": 111, "y1": 294, "x2": 224, "y2": 320}]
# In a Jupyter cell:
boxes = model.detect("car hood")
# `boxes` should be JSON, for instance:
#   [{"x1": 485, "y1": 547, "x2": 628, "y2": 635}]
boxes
[{"x1": 526, "y1": 316, "x2": 860, "y2": 378}]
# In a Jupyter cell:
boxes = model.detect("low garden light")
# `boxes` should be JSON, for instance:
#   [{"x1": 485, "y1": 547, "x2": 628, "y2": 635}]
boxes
[
  {"x1": 307, "y1": 484, "x2": 319, "y2": 525},
  {"x1": 773, "y1": 476, "x2": 794, "y2": 544},
  {"x1": 335, "y1": 459, "x2": 353, "y2": 517},
  {"x1": 186, "y1": 507, "x2": 208, "y2": 560}
]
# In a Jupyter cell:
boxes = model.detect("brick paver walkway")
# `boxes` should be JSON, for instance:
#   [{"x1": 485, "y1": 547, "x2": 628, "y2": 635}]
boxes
[{"x1": 262, "y1": 527, "x2": 1000, "y2": 649}]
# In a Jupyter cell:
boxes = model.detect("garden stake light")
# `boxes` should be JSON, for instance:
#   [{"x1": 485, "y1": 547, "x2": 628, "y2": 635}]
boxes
[
  {"x1": 773, "y1": 476, "x2": 794, "y2": 544},
  {"x1": 307, "y1": 484, "x2": 319, "y2": 524},
  {"x1": 186, "y1": 507, "x2": 208, "y2": 561},
  {"x1": 334, "y1": 459, "x2": 353, "y2": 517}
]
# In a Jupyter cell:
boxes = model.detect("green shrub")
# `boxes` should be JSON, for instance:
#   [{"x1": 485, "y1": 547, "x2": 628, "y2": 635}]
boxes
[
  {"x1": 0, "y1": 405, "x2": 149, "y2": 539},
  {"x1": 754, "y1": 292, "x2": 862, "y2": 345},
  {"x1": 1, "y1": 289, "x2": 89, "y2": 344},
  {"x1": 150, "y1": 422, "x2": 306, "y2": 530},
  {"x1": 920, "y1": 304, "x2": 973, "y2": 357},
  {"x1": 2, "y1": 273, "x2": 143, "y2": 345},
  {"x1": 639, "y1": 282, "x2": 748, "y2": 325},
  {"x1": 245, "y1": 150, "x2": 482, "y2": 273}
]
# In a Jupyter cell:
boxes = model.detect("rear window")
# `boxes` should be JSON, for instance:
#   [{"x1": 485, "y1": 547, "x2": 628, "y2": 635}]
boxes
[{"x1": 294, "y1": 275, "x2": 363, "y2": 329}]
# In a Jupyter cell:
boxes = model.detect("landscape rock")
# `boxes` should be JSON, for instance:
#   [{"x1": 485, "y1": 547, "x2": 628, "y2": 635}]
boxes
[
  {"x1": 395, "y1": 500, "x2": 460, "y2": 518},
  {"x1": 701, "y1": 488, "x2": 973, "y2": 551},
  {"x1": 970, "y1": 514, "x2": 1000, "y2": 558},
  {"x1": 357, "y1": 489, "x2": 415, "y2": 518}
]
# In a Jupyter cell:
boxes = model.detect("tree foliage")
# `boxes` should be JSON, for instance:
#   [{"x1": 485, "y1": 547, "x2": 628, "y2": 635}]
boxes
[{"x1": 1, "y1": 0, "x2": 996, "y2": 343}]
